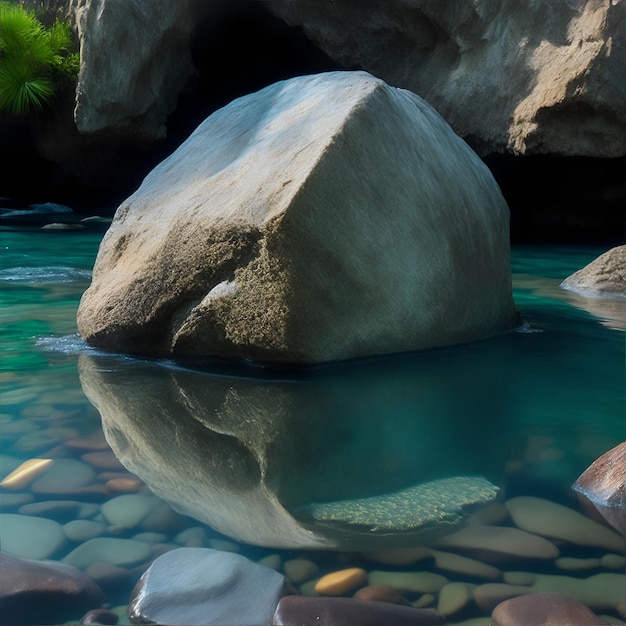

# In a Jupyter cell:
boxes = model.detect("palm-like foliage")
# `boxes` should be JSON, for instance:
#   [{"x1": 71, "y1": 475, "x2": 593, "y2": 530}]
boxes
[{"x1": 0, "y1": 2, "x2": 79, "y2": 116}]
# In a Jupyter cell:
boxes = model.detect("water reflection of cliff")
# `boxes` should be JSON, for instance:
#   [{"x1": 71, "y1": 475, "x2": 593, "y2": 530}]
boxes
[{"x1": 78, "y1": 342, "x2": 514, "y2": 550}]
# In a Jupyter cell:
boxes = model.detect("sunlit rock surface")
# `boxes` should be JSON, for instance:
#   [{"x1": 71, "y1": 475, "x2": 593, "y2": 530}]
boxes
[
  {"x1": 268, "y1": 0, "x2": 626, "y2": 157},
  {"x1": 77, "y1": 71, "x2": 517, "y2": 363},
  {"x1": 78, "y1": 352, "x2": 502, "y2": 550},
  {"x1": 560, "y1": 245, "x2": 626, "y2": 297}
]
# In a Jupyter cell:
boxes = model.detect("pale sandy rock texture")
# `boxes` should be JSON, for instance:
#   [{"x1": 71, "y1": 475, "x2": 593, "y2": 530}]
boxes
[
  {"x1": 77, "y1": 71, "x2": 517, "y2": 363},
  {"x1": 268, "y1": 0, "x2": 626, "y2": 157},
  {"x1": 560, "y1": 245, "x2": 626, "y2": 296}
]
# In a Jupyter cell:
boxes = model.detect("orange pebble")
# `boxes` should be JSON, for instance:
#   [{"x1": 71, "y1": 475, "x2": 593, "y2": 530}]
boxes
[
  {"x1": 314, "y1": 567, "x2": 367, "y2": 596},
  {"x1": 105, "y1": 477, "x2": 142, "y2": 493}
]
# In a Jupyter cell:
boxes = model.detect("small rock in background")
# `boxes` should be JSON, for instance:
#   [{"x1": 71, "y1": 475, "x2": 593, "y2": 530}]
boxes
[
  {"x1": 434, "y1": 525, "x2": 559, "y2": 561},
  {"x1": 284, "y1": 557, "x2": 319, "y2": 584},
  {"x1": 0, "y1": 552, "x2": 105, "y2": 626},
  {"x1": 128, "y1": 547, "x2": 288, "y2": 626},
  {"x1": 491, "y1": 591, "x2": 610, "y2": 625},
  {"x1": 272, "y1": 595, "x2": 445, "y2": 626},
  {"x1": 63, "y1": 537, "x2": 153, "y2": 569},
  {"x1": 504, "y1": 496, "x2": 624, "y2": 552}
]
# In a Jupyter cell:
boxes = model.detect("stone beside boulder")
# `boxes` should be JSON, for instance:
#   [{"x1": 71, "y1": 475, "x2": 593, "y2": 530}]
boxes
[
  {"x1": 77, "y1": 70, "x2": 517, "y2": 364},
  {"x1": 128, "y1": 547, "x2": 288, "y2": 626},
  {"x1": 560, "y1": 246, "x2": 626, "y2": 297}
]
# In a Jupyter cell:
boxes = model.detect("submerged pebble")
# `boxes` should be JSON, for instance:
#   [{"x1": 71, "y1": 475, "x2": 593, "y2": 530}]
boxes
[{"x1": 1, "y1": 513, "x2": 67, "y2": 560}]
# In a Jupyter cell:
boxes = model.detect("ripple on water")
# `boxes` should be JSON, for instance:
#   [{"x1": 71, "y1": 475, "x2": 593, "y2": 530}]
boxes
[{"x1": 0, "y1": 266, "x2": 92, "y2": 283}]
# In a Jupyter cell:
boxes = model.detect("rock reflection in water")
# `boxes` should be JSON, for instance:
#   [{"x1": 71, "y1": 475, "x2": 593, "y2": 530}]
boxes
[{"x1": 77, "y1": 347, "x2": 510, "y2": 550}]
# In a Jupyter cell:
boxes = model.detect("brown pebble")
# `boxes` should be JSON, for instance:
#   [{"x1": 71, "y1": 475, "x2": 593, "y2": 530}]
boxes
[
  {"x1": 354, "y1": 584, "x2": 412, "y2": 606},
  {"x1": 82, "y1": 452, "x2": 124, "y2": 471},
  {"x1": 105, "y1": 478, "x2": 142, "y2": 493},
  {"x1": 491, "y1": 591, "x2": 610, "y2": 625}
]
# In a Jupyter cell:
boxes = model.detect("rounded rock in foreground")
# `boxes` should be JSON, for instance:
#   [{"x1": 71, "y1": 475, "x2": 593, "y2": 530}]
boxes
[
  {"x1": 129, "y1": 547, "x2": 288, "y2": 626},
  {"x1": 0, "y1": 552, "x2": 105, "y2": 626},
  {"x1": 273, "y1": 595, "x2": 445, "y2": 626},
  {"x1": 492, "y1": 591, "x2": 610, "y2": 625}
]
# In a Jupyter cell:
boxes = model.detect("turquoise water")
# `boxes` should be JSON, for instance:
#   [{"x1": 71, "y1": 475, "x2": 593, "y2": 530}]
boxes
[{"x1": 1, "y1": 228, "x2": 624, "y2": 623}]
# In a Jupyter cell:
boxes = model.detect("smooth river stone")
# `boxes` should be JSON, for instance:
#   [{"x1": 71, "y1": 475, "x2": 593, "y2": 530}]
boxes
[
  {"x1": 81, "y1": 451, "x2": 124, "y2": 470},
  {"x1": 64, "y1": 520, "x2": 107, "y2": 542},
  {"x1": 554, "y1": 557, "x2": 601, "y2": 572},
  {"x1": 0, "y1": 458, "x2": 54, "y2": 489},
  {"x1": 368, "y1": 571, "x2": 449, "y2": 594},
  {"x1": 15, "y1": 427, "x2": 80, "y2": 453},
  {"x1": 30, "y1": 458, "x2": 95, "y2": 494},
  {"x1": 434, "y1": 525, "x2": 559, "y2": 561},
  {"x1": 353, "y1": 584, "x2": 412, "y2": 606},
  {"x1": 284, "y1": 558, "x2": 319, "y2": 584},
  {"x1": 129, "y1": 547, "x2": 288, "y2": 626},
  {"x1": 273, "y1": 596, "x2": 445, "y2": 626},
  {"x1": 473, "y1": 584, "x2": 533, "y2": 612},
  {"x1": 505, "y1": 572, "x2": 626, "y2": 613},
  {"x1": 491, "y1": 591, "x2": 611, "y2": 626},
  {"x1": 505, "y1": 496, "x2": 624, "y2": 552},
  {"x1": 429, "y1": 549, "x2": 502, "y2": 580},
  {"x1": 101, "y1": 494, "x2": 160, "y2": 528},
  {"x1": 314, "y1": 567, "x2": 367, "y2": 595},
  {"x1": 0, "y1": 513, "x2": 67, "y2": 560},
  {"x1": 63, "y1": 537, "x2": 153, "y2": 569},
  {"x1": 19, "y1": 499, "x2": 91, "y2": 522},
  {"x1": 0, "y1": 552, "x2": 106, "y2": 626},
  {"x1": 0, "y1": 492, "x2": 34, "y2": 508},
  {"x1": 437, "y1": 582, "x2": 475, "y2": 617}
]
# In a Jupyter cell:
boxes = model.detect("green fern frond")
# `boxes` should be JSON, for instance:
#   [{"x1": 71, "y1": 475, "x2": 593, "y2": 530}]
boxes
[
  {"x1": 0, "y1": 62, "x2": 54, "y2": 115},
  {"x1": 0, "y1": 2, "x2": 79, "y2": 116}
]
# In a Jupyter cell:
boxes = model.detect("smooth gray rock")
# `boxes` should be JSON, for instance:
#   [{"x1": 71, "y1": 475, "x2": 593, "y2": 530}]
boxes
[
  {"x1": 77, "y1": 70, "x2": 517, "y2": 364},
  {"x1": 128, "y1": 547, "x2": 288, "y2": 626},
  {"x1": 69, "y1": 0, "x2": 211, "y2": 140}
]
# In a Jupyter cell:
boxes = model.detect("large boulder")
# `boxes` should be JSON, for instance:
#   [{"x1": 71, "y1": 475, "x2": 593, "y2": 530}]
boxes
[
  {"x1": 267, "y1": 0, "x2": 626, "y2": 157},
  {"x1": 77, "y1": 71, "x2": 517, "y2": 364}
]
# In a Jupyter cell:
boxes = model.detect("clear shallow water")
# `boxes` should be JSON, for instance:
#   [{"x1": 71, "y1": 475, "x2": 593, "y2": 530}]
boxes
[{"x1": 0, "y1": 229, "x2": 624, "y2": 624}]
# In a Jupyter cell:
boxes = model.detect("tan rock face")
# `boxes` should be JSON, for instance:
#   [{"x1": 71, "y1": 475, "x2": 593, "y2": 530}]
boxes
[
  {"x1": 77, "y1": 71, "x2": 517, "y2": 364},
  {"x1": 268, "y1": 0, "x2": 626, "y2": 157},
  {"x1": 560, "y1": 246, "x2": 626, "y2": 297}
]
